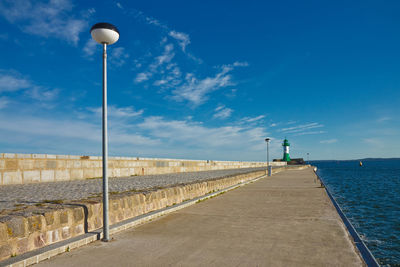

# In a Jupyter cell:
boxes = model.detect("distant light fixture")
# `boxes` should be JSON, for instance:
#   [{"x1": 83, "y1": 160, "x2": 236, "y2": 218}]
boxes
[
  {"x1": 90, "y1": 22, "x2": 119, "y2": 242},
  {"x1": 265, "y1": 138, "x2": 271, "y2": 176}
]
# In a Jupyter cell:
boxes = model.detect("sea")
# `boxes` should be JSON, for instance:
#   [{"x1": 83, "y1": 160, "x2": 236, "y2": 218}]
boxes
[{"x1": 312, "y1": 159, "x2": 400, "y2": 266}]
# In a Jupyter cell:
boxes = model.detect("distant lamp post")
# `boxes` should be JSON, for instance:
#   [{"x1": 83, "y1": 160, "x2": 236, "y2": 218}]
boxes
[
  {"x1": 307, "y1": 153, "x2": 310, "y2": 164},
  {"x1": 90, "y1": 22, "x2": 119, "y2": 242},
  {"x1": 265, "y1": 138, "x2": 271, "y2": 176}
]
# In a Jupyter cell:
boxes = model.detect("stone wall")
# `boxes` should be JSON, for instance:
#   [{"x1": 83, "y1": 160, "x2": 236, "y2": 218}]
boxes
[
  {"x1": 0, "y1": 153, "x2": 286, "y2": 185},
  {"x1": 0, "y1": 168, "x2": 286, "y2": 261}
]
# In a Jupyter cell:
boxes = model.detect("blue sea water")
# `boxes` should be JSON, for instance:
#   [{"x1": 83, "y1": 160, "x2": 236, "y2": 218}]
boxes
[{"x1": 312, "y1": 160, "x2": 400, "y2": 266}]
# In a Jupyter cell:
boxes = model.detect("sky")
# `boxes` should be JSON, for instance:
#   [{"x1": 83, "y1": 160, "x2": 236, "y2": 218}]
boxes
[{"x1": 0, "y1": 0, "x2": 399, "y2": 161}]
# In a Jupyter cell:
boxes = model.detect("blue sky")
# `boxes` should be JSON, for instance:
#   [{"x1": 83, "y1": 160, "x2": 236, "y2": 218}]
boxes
[{"x1": 0, "y1": 0, "x2": 399, "y2": 161}]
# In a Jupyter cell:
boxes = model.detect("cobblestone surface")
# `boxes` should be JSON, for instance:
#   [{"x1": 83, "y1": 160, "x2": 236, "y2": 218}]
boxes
[{"x1": 0, "y1": 168, "x2": 267, "y2": 211}]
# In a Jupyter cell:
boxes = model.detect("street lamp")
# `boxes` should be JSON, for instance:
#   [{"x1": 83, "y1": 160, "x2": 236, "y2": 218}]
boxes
[
  {"x1": 265, "y1": 138, "x2": 271, "y2": 176},
  {"x1": 307, "y1": 153, "x2": 310, "y2": 164},
  {"x1": 90, "y1": 22, "x2": 120, "y2": 242}
]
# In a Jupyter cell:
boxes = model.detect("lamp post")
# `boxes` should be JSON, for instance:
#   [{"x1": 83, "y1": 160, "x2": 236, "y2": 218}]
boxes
[
  {"x1": 90, "y1": 22, "x2": 119, "y2": 242},
  {"x1": 265, "y1": 138, "x2": 271, "y2": 176},
  {"x1": 307, "y1": 153, "x2": 310, "y2": 164}
]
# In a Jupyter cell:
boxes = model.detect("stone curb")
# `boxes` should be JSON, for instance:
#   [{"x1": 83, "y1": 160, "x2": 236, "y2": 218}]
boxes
[{"x1": 1, "y1": 173, "x2": 269, "y2": 267}]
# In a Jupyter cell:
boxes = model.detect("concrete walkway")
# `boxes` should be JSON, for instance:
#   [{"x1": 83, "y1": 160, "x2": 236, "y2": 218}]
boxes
[{"x1": 37, "y1": 168, "x2": 363, "y2": 266}]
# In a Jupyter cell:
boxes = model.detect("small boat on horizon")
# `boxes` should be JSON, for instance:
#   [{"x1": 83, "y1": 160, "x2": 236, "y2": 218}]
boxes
[{"x1": 359, "y1": 161, "x2": 363, "y2": 166}]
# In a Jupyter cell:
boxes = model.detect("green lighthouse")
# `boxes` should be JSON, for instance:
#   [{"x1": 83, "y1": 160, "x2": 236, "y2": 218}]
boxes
[{"x1": 282, "y1": 138, "x2": 291, "y2": 162}]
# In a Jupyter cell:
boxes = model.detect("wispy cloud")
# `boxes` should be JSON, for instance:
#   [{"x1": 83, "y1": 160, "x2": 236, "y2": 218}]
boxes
[
  {"x1": 88, "y1": 105, "x2": 144, "y2": 118},
  {"x1": 171, "y1": 62, "x2": 247, "y2": 106},
  {"x1": 376, "y1": 116, "x2": 391, "y2": 123},
  {"x1": 0, "y1": 103, "x2": 273, "y2": 159},
  {"x1": 110, "y1": 47, "x2": 130, "y2": 67},
  {"x1": 320, "y1": 138, "x2": 338, "y2": 144},
  {"x1": 0, "y1": 97, "x2": 9, "y2": 109},
  {"x1": 278, "y1": 122, "x2": 324, "y2": 134},
  {"x1": 128, "y1": 8, "x2": 248, "y2": 106},
  {"x1": 138, "y1": 116, "x2": 266, "y2": 150},
  {"x1": 0, "y1": 0, "x2": 88, "y2": 45},
  {"x1": 294, "y1": 130, "x2": 326, "y2": 136},
  {"x1": 82, "y1": 38, "x2": 98, "y2": 58},
  {"x1": 213, "y1": 105, "x2": 233, "y2": 119},
  {"x1": 362, "y1": 137, "x2": 384, "y2": 148},
  {"x1": 0, "y1": 71, "x2": 31, "y2": 92},
  {"x1": 241, "y1": 115, "x2": 265, "y2": 123},
  {"x1": 0, "y1": 70, "x2": 60, "y2": 106},
  {"x1": 26, "y1": 87, "x2": 59, "y2": 101},
  {"x1": 135, "y1": 43, "x2": 175, "y2": 83},
  {"x1": 169, "y1": 31, "x2": 190, "y2": 52},
  {"x1": 116, "y1": 2, "x2": 123, "y2": 9}
]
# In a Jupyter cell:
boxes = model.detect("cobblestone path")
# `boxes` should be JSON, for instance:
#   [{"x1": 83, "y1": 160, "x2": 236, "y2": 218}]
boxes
[{"x1": 0, "y1": 167, "x2": 266, "y2": 211}]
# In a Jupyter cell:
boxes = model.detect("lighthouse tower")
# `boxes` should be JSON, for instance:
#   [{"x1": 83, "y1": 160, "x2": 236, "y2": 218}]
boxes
[{"x1": 282, "y1": 138, "x2": 291, "y2": 162}]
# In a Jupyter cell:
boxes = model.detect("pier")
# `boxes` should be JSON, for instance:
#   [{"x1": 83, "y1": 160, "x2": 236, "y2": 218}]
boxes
[{"x1": 15, "y1": 167, "x2": 363, "y2": 266}]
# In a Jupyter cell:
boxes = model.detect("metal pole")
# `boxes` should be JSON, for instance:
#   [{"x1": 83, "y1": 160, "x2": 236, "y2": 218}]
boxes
[
  {"x1": 102, "y1": 43, "x2": 109, "y2": 242},
  {"x1": 267, "y1": 141, "x2": 272, "y2": 176}
]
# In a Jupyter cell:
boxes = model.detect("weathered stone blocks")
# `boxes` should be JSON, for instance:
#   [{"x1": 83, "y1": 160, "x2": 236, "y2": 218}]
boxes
[
  {"x1": 3, "y1": 171, "x2": 22, "y2": 184},
  {"x1": 55, "y1": 170, "x2": 70, "y2": 181},
  {"x1": 6, "y1": 217, "x2": 27, "y2": 238},
  {"x1": 23, "y1": 170, "x2": 41, "y2": 183},
  {"x1": 41, "y1": 170, "x2": 55, "y2": 182},
  {"x1": 70, "y1": 169, "x2": 83, "y2": 180},
  {"x1": 46, "y1": 160, "x2": 57, "y2": 169},
  {"x1": 28, "y1": 216, "x2": 43, "y2": 233}
]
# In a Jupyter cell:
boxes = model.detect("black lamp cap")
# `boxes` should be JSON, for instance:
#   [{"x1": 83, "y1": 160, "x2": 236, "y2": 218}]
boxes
[
  {"x1": 265, "y1": 138, "x2": 270, "y2": 142},
  {"x1": 90, "y1": 22, "x2": 119, "y2": 34}
]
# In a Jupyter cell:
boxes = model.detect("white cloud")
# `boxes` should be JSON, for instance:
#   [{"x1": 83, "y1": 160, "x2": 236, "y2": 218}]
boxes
[
  {"x1": 135, "y1": 72, "x2": 151, "y2": 83},
  {"x1": 376, "y1": 116, "x2": 391, "y2": 123},
  {"x1": 0, "y1": 104, "x2": 275, "y2": 160},
  {"x1": 145, "y1": 16, "x2": 166, "y2": 29},
  {"x1": 233, "y1": 61, "x2": 249, "y2": 67},
  {"x1": 294, "y1": 130, "x2": 326, "y2": 136},
  {"x1": 0, "y1": 113, "x2": 159, "y2": 150},
  {"x1": 169, "y1": 31, "x2": 190, "y2": 52},
  {"x1": 82, "y1": 38, "x2": 98, "y2": 57},
  {"x1": 110, "y1": 47, "x2": 130, "y2": 67},
  {"x1": 135, "y1": 43, "x2": 175, "y2": 83},
  {"x1": 0, "y1": 72, "x2": 31, "y2": 92},
  {"x1": 0, "y1": 0, "x2": 87, "y2": 45},
  {"x1": 88, "y1": 105, "x2": 143, "y2": 118},
  {"x1": 0, "y1": 71, "x2": 59, "y2": 105},
  {"x1": 116, "y1": 2, "x2": 123, "y2": 9},
  {"x1": 320, "y1": 139, "x2": 338, "y2": 144},
  {"x1": 279, "y1": 122, "x2": 324, "y2": 134},
  {"x1": 363, "y1": 138, "x2": 384, "y2": 148},
  {"x1": 0, "y1": 97, "x2": 9, "y2": 109},
  {"x1": 153, "y1": 44, "x2": 175, "y2": 67},
  {"x1": 26, "y1": 86, "x2": 59, "y2": 101},
  {"x1": 138, "y1": 116, "x2": 267, "y2": 151},
  {"x1": 242, "y1": 115, "x2": 265, "y2": 123},
  {"x1": 171, "y1": 66, "x2": 234, "y2": 106},
  {"x1": 213, "y1": 105, "x2": 233, "y2": 119}
]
